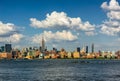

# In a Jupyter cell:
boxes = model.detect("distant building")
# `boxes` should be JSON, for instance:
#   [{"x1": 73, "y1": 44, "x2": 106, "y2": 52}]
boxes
[
  {"x1": 77, "y1": 47, "x2": 80, "y2": 53},
  {"x1": 0, "y1": 52, "x2": 12, "y2": 59},
  {"x1": 53, "y1": 47, "x2": 57, "y2": 52},
  {"x1": 5, "y1": 44, "x2": 12, "y2": 53},
  {"x1": 73, "y1": 51, "x2": 80, "y2": 58},
  {"x1": 39, "y1": 46, "x2": 42, "y2": 52},
  {"x1": 42, "y1": 37, "x2": 45, "y2": 52},
  {"x1": 0, "y1": 46, "x2": 5, "y2": 52},
  {"x1": 67, "y1": 52, "x2": 73, "y2": 58},
  {"x1": 92, "y1": 43, "x2": 94, "y2": 53},
  {"x1": 86, "y1": 46, "x2": 88, "y2": 53},
  {"x1": 12, "y1": 50, "x2": 17, "y2": 59}
]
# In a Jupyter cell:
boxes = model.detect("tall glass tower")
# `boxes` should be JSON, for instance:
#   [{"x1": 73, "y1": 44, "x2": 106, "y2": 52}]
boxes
[
  {"x1": 92, "y1": 43, "x2": 94, "y2": 53},
  {"x1": 42, "y1": 37, "x2": 45, "y2": 52}
]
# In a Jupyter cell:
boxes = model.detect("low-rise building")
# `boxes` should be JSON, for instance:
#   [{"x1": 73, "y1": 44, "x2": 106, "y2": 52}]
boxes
[
  {"x1": 73, "y1": 51, "x2": 80, "y2": 58},
  {"x1": 0, "y1": 52, "x2": 12, "y2": 59}
]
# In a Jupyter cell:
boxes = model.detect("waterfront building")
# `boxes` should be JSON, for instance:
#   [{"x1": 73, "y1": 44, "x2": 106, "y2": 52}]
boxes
[
  {"x1": 80, "y1": 47, "x2": 86, "y2": 55},
  {"x1": 101, "y1": 51, "x2": 105, "y2": 58},
  {"x1": 73, "y1": 51, "x2": 80, "y2": 58},
  {"x1": 60, "y1": 48, "x2": 67, "y2": 58},
  {"x1": 67, "y1": 52, "x2": 73, "y2": 58},
  {"x1": 44, "y1": 55, "x2": 50, "y2": 59},
  {"x1": 86, "y1": 53, "x2": 94, "y2": 59},
  {"x1": 39, "y1": 53, "x2": 44, "y2": 59},
  {"x1": 0, "y1": 52, "x2": 12, "y2": 59},
  {"x1": 5, "y1": 44, "x2": 12, "y2": 53},
  {"x1": 34, "y1": 49, "x2": 40, "y2": 58},
  {"x1": 111, "y1": 51, "x2": 116, "y2": 58},
  {"x1": 12, "y1": 50, "x2": 17, "y2": 59}
]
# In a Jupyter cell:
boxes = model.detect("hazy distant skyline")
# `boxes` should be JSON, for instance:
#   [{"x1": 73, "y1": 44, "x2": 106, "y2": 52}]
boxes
[{"x1": 0, "y1": 0, "x2": 120, "y2": 52}]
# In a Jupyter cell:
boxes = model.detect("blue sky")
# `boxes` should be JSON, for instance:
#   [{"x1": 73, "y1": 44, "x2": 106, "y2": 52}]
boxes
[{"x1": 0, "y1": 0, "x2": 120, "y2": 52}]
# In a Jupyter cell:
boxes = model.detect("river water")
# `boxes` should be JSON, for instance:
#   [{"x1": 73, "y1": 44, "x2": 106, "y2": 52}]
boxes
[{"x1": 0, "y1": 59, "x2": 120, "y2": 81}]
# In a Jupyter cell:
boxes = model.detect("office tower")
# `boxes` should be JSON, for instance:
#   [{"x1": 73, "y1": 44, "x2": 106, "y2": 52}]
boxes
[
  {"x1": 5, "y1": 44, "x2": 12, "y2": 53},
  {"x1": 77, "y1": 47, "x2": 80, "y2": 52},
  {"x1": 29, "y1": 47, "x2": 32, "y2": 51},
  {"x1": 86, "y1": 46, "x2": 88, "y2": 53},
  {"x1": 39, "y1": 46, "x2": 42, "y2": 52},
  {"x1": 53, "y1": 47, "x2": 57, "y2": 52},
  {"x1": 12, "y1": 50, "x2": 16, "y2": 58},
  {"x1": 53, "y1": 47, "x2": 56, "y2": 51},
  {"x1": 92, "y1": 43, "x2": 94, "y2": 53},
  {"x1": 42, "y1": 37, "x2": 45, "y2": 52},
  {"x1": 1, "y1": 46, "x2": 5, "y2": 52}
]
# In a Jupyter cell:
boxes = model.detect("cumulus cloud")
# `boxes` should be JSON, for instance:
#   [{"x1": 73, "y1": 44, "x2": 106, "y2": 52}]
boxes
[
  {"x1": 0, "y1": 21, "x2": 16, "y2": 36},
  {"x1": 0, "y1": 21, "x2": 24, "y2": 43},
  {"x1": 101, "y1": 0, "x2": 120, "y2": 36},
  {"x1": 0, "y1": 33, "x2": 24, "y2": 43},
  {"x1": 10, "y1": 33, "x2": 24, "y2": 43},
  {"x1": 32, "y1": 30, "x2": 78, "y2": 44},
  {"x1": 30, "y1": 11, "x2": 95, "y2": 31},
  {"x1": 101, "y1": 0, "x2": 120, "y2": 11},
  {"x1": 107, "y1": 11, "x2": 120, "y2": 20}
]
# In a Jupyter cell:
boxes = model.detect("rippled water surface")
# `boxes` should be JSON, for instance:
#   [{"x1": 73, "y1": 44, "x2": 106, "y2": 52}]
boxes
[{"x1": 0, "y1": 59, "x2": 120, "y2": 81}]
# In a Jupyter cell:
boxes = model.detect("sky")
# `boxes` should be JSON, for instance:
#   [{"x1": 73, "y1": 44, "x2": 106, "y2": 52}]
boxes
[{"x1": 0, "y1": 0, "x2": 120, "y2": 52}]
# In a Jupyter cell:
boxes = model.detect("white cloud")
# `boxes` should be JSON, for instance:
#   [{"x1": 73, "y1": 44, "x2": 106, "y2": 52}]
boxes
[
  {"x1": 101, "y1": 0, "x2": 120, "y2": 36},
  {"x1": 101, "y1": 24, "x2": 120, "y2": 36},
  {"x1": 0, "y1": 21, "x2": 16, "y2": 36},
  {"x1": 32, "y1": 30, "x2": 78, "y2": 44},
  {"x1": 0, "y1": 33, "x2": 24, "y2": 43},
  {"x1": 0, "y1": 21, "x2": 24, "y2": 43},
  {"x1": 107, "y1": 11, "x2": 120, "y2": 20},
  {"x1": 101, "y1": 0, "x2": 120, "y2": 11},
  {"x1": 30, "y1": 11, "x2": 95, "y2": 31},
  {"x1": 10, "y1": 33, "x2": 24, "y2": 43}
]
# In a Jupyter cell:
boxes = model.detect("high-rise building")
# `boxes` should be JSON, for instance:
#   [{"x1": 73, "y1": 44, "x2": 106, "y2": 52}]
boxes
[
  {"x1": 39, "y1": 46, "x2": 42, "y2": 52},
  {"x1": 77, "y1": 47, "x2": 80, "y2": 52},
  {"x1": 86, "y1": 46, "x2": 88, "y2": 53},
  {"x1": 42, "y1": 37, "x2": 45, "y2": 52},
  {"x1": 1, "y1": 46, "x2": 5, "y2": 52},
  {"x1": 5, "y1": 44, "x2": 12, "y2": 53},
  {"x1": 92, "y1": 43, "x2": 94, "y2": 53}
]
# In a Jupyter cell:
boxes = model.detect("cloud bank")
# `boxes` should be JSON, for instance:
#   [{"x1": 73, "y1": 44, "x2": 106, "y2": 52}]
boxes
[
  {"x1": 32, "y1": 30, "x2": 78, "y2": 44},
  {"x1": 30, "y1": 11, "x2": 95, "y2": 32},
  {"x1": 101, "y1": 0, "x2": 120, "y2": 36},
  {"x1": 0, "y1": 21, "x2": 24, "y2": 43}
]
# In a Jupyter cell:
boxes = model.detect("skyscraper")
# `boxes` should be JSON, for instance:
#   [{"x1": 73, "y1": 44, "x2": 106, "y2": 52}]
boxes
[
  {"x1": 5, "y1": 44, "x2": 12, "y2": 53},
  {"x1": 1, "y1": 46, "x2": 5, "y2": 52},
  {"x1": 86, "y1": 46, "x2": 88, "y2": 53},
  {"x1": 92, "y1": 43, "x2": 94, "y2": 53},
  {"x1": 42, "y1": 37, "x2": 45, "y2": 52},
  {"x1": 77, "y1": 47, "x2": 80, "y2": 52}
]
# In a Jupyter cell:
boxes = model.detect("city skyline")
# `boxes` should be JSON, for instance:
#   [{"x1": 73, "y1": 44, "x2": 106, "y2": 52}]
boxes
[{"x1": 0, "y1": 0, "x2": 120, "y2": 51}]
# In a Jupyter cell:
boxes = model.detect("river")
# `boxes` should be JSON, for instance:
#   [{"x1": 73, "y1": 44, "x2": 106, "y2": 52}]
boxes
[{"x1": 0, "y1": 59, "x2": 120, "y2": 81}]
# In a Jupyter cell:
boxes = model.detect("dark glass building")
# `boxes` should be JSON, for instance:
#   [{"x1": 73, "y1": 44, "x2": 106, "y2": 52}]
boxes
[
  {"x1": 77, "y1": 47, "x2": 80, "y2": 52},
  {"x1": 1, "y1": 46, "x2": 5, "y2": 52},
  {"x1": 86, "y1": 46, "x2": 88, "y2": 53},
  {"x1": 92, "y1": 43, "x2": 94, "y2": 53},
  {"x1": 5, "y1": 44, "x2": 12, "y2": 53}
]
